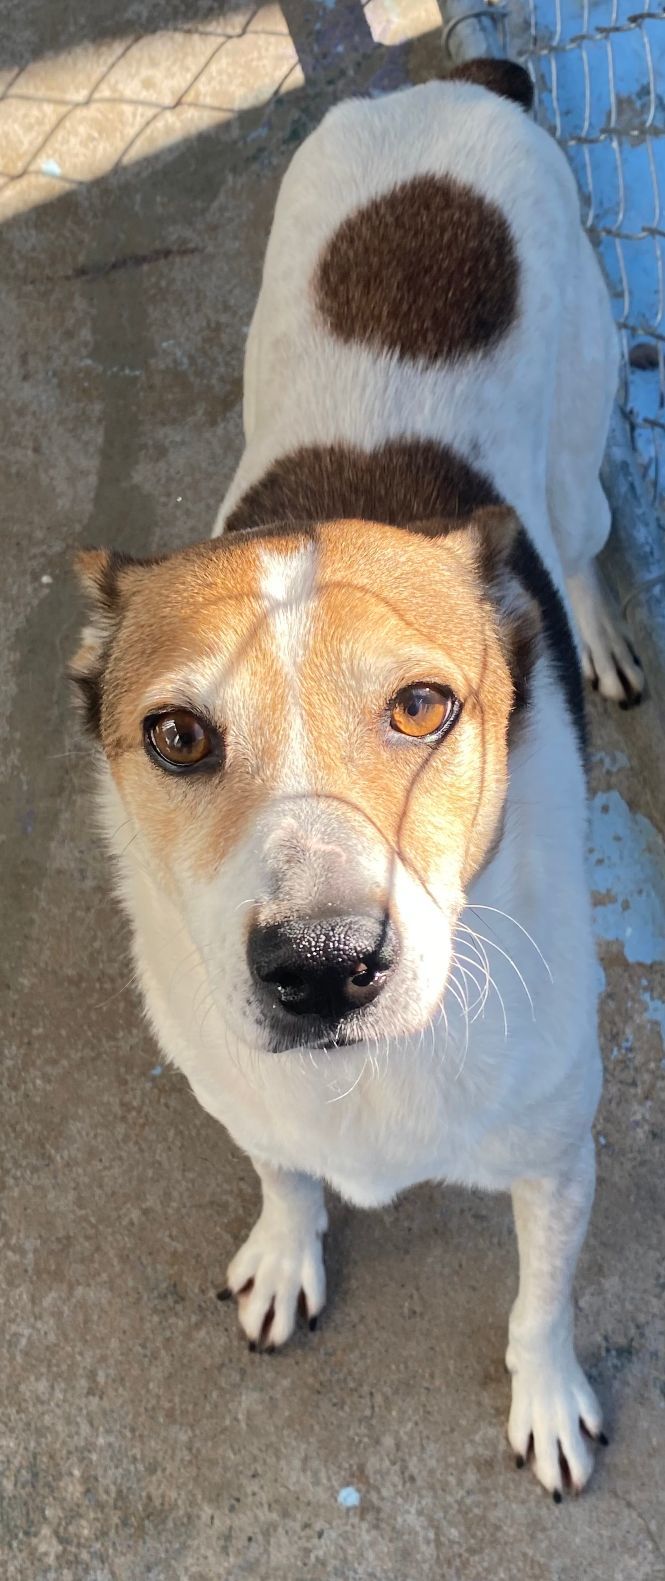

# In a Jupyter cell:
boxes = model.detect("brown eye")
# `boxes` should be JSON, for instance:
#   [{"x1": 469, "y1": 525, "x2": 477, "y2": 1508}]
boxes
[
  {"x1": 390, "y1": 685, "x2": 458, "y2": 741},
  {"x1": 144, "y1": 710, "x2": 220, "y2": 773}
]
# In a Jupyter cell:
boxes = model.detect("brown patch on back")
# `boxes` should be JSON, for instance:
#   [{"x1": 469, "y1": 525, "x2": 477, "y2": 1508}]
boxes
[
  {"x1": 447, "y1": 58, "x2": 534, "y2": 112},
  {"x1": 313, "y1": 174, "x2": 518, "y2": 364},
  {"x1": 224, "y1": 439, "x2": 500, "y2": 535}
]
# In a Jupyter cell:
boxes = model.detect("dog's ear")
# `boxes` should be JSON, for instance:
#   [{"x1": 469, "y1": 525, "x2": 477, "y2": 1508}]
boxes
[
  {"x1": 70, "y1": 548, "x2": 158, "y2": 736},
  {"x1": 419, "y1": 504, "x2": 521, "y2": 581},
  {"x1": 459, "y1": 507, "x2": 542, "y2": 711},
  {"x1": 416, "y1": 507, "x2": 542, "y2": 711}
]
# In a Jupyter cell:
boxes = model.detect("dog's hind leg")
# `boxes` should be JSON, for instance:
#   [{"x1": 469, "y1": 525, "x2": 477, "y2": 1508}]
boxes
[
  {"x1": 548, "y1": 234, "x2": 644, "y2": 706},
  {"x1": 506, "y1": 1133, "x2": 605, "y2": 1498},
  {"x1": 567, "y1": 558, "x2": 643, "y2": 706}
]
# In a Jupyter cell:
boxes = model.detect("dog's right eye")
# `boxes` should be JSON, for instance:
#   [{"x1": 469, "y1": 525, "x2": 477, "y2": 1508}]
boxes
[
  {"x1": 143, "y1": 710, "x2": 222, "y2": 774},
  {"x1": 389, "y1": 684, "x2": 459, "y2": 742}
]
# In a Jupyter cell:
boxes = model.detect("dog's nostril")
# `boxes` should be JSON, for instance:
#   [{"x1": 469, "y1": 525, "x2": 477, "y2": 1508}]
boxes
[
  {"x1": 344, "y1": 963, "x2": 388, "y2": 1007},
  {"x1": 263, "y1": 967, "x2": 303, "y2": 991},
  {"x1": 248, "y1": 914, "x2": 399, "y2": 1023},
  {"x1": 350, "y1": 962, "x2": 371, "y2": 986},
  {"x1": 260, "y1": 965, "x2": 310, "y2": 1008}
]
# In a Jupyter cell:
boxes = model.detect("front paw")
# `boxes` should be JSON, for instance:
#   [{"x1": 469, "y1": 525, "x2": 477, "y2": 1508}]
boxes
[
  {"x1": 506, "y1": 1342, "x2": 606, "y2": 1498},
  {"x1": 218, "y1": 1211, "x2": 327, "y2": 1351}
]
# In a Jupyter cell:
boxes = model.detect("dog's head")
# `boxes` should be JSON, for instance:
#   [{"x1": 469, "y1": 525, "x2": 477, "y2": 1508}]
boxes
[{"x1": 72, "y1": 512, "x2": 538, "y2": 1052}]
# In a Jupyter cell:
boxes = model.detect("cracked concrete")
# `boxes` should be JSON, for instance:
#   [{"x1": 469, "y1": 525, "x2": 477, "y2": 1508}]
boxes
[{"x1": 1, "y1": 3, "x2": 664, "y2": 1578}]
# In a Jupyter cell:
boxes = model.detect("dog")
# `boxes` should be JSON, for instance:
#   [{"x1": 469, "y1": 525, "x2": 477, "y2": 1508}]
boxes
[{"x1": 72, "y1": 59, "x2": 644, "y2": 1499}]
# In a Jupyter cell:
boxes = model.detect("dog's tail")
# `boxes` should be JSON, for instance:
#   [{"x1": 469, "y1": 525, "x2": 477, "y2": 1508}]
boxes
[{"x1": 444, "y1": 56, "x2": 534, "y2": 113}]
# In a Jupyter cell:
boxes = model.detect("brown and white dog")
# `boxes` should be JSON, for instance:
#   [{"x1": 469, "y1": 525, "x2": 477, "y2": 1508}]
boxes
[{"x1": 72, "y1": 61, "x2": 643, "y2": 1498}]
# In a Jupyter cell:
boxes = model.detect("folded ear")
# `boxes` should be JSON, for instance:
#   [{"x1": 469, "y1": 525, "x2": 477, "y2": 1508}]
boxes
[
  {"x1": 70, "y1": 548, "x2": 159, "y2": 735},
  {"x1": 456, "y1": 507, "x2": 542, "y2": 711},
  {"x1": 414, "y1": 507, "x2": 542, "y2": 712},
  {"x1": 436, "y1": 504, "x2": 522, "y2": 581}
]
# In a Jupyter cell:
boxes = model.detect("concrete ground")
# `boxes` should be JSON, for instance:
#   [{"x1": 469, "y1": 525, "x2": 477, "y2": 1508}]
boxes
[{"x1": 1, "y1": 4, "x2": 664, "y2": 1578}]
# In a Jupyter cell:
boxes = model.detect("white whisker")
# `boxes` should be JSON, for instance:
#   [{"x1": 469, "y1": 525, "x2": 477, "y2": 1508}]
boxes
[
  {"x1": 326, "y1": 1057, "x2": 368, "y2": 1103},
  {"x1": 452, "y1": 954, "x2": 486, "y2": 1017},
  {"x1": 462, "y1": 925, "x2": 535, "y2": 1021},
  {"x1": 466, "y1": 903, "x2": 553, "y2": 982},
  {"x1": 453, "y1": 935, "x2": 509, "y2": 1036},
  {"x1": 448, "y1": 970, "x2": 470, "y2": 1079}
]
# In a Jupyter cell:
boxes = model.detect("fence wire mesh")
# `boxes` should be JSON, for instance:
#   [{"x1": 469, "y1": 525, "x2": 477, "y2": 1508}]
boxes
[
  {"x1": 0, "y1": 7, "x2": 305, "y2": 211},
  {"x1": 0, "y1": 1, "x2": 442, "y2": 220},
  {"x1": 502, "y1": 0, "x2": 665, "y2": 527}
]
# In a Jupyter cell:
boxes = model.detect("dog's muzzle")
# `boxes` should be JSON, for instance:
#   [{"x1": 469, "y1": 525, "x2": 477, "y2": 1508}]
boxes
[{"x1": 247, "y1": 911, "x2": 399, "y2": 1048}]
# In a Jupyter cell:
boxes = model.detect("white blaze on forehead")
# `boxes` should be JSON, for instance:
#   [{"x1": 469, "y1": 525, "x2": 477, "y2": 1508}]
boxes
[
  {"x1": 260, "y1": 539, "x2": 319, "y2": 788},
  {"x1": 259, "y1": 540, "x2": 318, "y2": 668}
]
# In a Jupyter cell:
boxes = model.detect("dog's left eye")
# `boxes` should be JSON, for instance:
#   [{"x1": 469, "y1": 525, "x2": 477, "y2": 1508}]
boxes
[
  {"x1": 143, "y1": 710, "x2": 221, "y2": 773},
  {"x1": 389, "y1": 684, "x2": 459, "y2": 741}
]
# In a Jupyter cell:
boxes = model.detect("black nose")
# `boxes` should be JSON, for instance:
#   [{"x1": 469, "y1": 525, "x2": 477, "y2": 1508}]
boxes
[{"x1": 248, "y1": 913, "x2": 399, "y2": 1025}]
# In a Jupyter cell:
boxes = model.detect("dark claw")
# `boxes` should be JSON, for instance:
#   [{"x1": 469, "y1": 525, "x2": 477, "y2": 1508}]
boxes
[
  {"x1": 581, "y1": 1417, "x2": 607, "y2": 1445},
  {"x1": 615, "y1": 662, "x2": 643, "y2": 709},
  {"x1": 216, "y1": 1287, "x2": 232, "y2": 1302},
  {"x1": 248, "y1": 1340, "x2": 257, "y2": 1353},
  {"x1": 552, "y1": 1490, "x2": 562, "y2": 1505},
  {"x1": 515, "y1": 1454, "x2": 525, "y2": 1470},
  {"x1": 309, "y1": 1316, "x2": 318, "y2": 1333},
  {"x1": 266, "y1": 1345, "x2": 276, "y2": 1356},
  {"x1": 259, "y1": 1300, "x2": 276, "y2": 1349},
  {"x1": 557, "y1": 1442, "x2": 572, "y2": 1491}
]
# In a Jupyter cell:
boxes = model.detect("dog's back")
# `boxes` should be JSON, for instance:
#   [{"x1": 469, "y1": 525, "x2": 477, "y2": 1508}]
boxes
[{"x1": 215, "y1": 72, "x2": 613, "y2": 602}]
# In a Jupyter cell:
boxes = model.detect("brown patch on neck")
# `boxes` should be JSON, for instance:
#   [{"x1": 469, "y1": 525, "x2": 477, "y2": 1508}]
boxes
[
  {"x1": 224, "y1": 439, "x2": 501, "y2": 536},
  {"x1": 313, "y1": 174, "x2": 519, "y2": 365}
]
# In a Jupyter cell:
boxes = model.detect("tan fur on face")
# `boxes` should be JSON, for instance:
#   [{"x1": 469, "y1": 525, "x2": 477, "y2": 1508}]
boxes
[
  {"x1": 73, "y1": 514, "x2": 535, "y2": 905},
  {"x1": 294, "y1": 523, "x2": 518, "y2": 893}
]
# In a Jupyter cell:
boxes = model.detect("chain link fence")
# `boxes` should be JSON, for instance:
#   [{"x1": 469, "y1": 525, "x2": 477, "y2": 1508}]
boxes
[
  {"x1": 0, "y1": 2, "x2": 445, "y2": 222},
  {"x1": 0, "y1": 6, "x2": 305, "y2": 217},
  {"x1": 501, "y1": 0, "x2": 665, "y2": 526}
]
